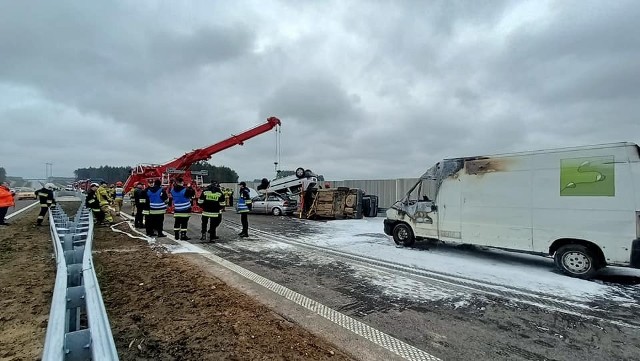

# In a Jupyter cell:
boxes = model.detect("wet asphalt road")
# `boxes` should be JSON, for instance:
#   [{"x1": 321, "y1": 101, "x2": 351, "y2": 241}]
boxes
[
  {"x1": 120, "y1": 205, "x2": 640, "y2": 361},
  {"x1": 6, "y1": 199, "x2": 38, "y2": 216}
]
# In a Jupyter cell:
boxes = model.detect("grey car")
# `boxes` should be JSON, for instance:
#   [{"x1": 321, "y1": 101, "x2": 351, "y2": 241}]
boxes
[{"x1": 250, "y1": 193, "x2": 297, "y2": 216}]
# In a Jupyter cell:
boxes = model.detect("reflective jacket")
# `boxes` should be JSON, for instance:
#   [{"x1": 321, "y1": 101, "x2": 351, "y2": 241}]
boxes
[
  {"x1": 147, "y1": 186, "x2": 168, "y2": 214},
  {"x1": 170, "y1": 184, "x2": 195, "y2": 216},
  {"x1": 237, "y1": 187, "x2": 252, "y2": 213},
  {"x1": 0, "y1": 186, "x2": 15, "y2": 208},
  {"x1": 97, "y1": 185, "x2": 112, "y2": 206},
  {"x1": 36, "y1": 188, "x2": 55, "y2": 208},
  {"x1": 114, "y1": 187, "x2": 124, "y2": 200},
  {"x1": 85, "y1": 189, "x2": 101, "y2": 210},
  {"x1": 198, "y1": 186, "x2": 225, "y2": 217},
  {"x1": 133, "y1": 187, "x2": 147, "y2": 207}
]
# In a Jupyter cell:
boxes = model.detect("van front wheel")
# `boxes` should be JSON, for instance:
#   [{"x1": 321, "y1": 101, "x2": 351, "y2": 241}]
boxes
[
  {"x1": 554, "y1": 244, "x2": 598, "y2": 279},
  {"x1": 393, "y1": 223, "x2": 415, "y2": 247}
]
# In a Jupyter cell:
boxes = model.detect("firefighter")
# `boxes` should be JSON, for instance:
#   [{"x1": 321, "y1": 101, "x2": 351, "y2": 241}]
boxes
[
  {"x1": 237, "y1": 181, "x2": 252, "y2": 237},
  {"x1": 198, "y1": 181, "x2": 225, "y2": 242},
  {"x1": 170, "y1": 177, "x2": 195, "y2": 240},
  {"x1": 146, "y1": 179, "x2": 168, "y2": 237},
  {"x1": 35, "y1": 183, "x2": 56, "y2": 226},
  {"x1": 108, "y1": 183, "x2": 116, "y2": 200},
  {"x1": 224, "y1": 187, "x2": 234, "y2": 207},
  {"x1": 97, "y1": 181, "x2": 114, "y2": 224},
  {"x1": 219, "y1": 186, "x2": 227, "y2": 212},
  {"x1": 128, "y1": 187, "x2": 136, "y2": 216},
  {"x1": 114, "y1": 181, "x2": 124, "y2": 216},
  {"x1": 0, "y1": 182, "x2": 15, "y2": 226},
  {"x1": 132, "y1": 182, "x2": 146, "y2": 228},
  {"x1": 85, "y1": 183, "x2": 105, "y2": 224}
]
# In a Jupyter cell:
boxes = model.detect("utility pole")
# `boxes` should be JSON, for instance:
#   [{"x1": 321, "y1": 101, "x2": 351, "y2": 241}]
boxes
[{"x1": 45, "y1": 162, "x2": 53, "y2": 181}]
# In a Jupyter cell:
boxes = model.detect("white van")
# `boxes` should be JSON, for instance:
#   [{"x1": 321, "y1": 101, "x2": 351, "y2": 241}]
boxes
[{"x1": 384, "y1": 142, "x2": 640, "y2": 278}]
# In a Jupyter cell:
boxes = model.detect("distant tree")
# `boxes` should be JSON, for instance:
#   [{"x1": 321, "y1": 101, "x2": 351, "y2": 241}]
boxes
[
  {"x1": 189, "y1": 161, "x2": 238, "y2": 183},
  {"x1": 74, "y1": 163, "x2": 238, "y2": 184},
  {"x1": 74, "y1": 166, "x2": 132, "y2": 184},
  {"x1": 0, "y1": 167, "x2": 5, "y2": 183}
]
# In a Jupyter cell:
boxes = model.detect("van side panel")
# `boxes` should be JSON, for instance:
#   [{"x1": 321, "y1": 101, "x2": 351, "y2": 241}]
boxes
[
  {"x1": 531, "y1": 146, "x2": 636, "y2": 265},
  {"x1": 459, "y1": 157, "x2": 534, "y2": 251},
  {"x1": 431, "y1": 176, "x2": 462, "y2": 240}
]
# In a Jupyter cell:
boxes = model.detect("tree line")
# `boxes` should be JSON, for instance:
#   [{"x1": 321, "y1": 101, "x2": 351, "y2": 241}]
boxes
[
  {"x1": 73, "y1": 161, "x2": 238, "y2": 184},
  {"x1": 0, "y1": 167, "x2": 31, "y2": 187}
]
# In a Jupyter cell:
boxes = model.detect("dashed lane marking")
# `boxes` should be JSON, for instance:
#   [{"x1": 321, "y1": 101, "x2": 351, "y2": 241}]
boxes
[
  {"x1": 200, "y1": 251, "x2": 441, "y2": 361},
  {"x1": 117, "y1": 213, "x2": 441, "y2": 361}
]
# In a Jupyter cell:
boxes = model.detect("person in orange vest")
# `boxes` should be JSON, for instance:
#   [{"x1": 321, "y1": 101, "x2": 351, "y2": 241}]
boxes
[{"x1": 0, "y1": 182, "x2": 16, "y2": 226}]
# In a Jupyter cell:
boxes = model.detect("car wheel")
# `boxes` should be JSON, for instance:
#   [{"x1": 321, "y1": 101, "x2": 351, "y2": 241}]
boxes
[
  {"x1": 295, "y1": 167, "x2": 305, "y2": 178},
  {"x1": 272, "y1": 207, "x2": 282, "y2": 216},
  {"x1": 393, "y1": 223, "x2": 415, "y2": 247},
  {"x1": 304, "y1": 169, "x2": 313, "y2": 178},
  {"x1": 554, "y1": 244, "x2": 599, "y2": 279},
  {"x1": 345, "y1": 194, "x2": 357, "y2": 208}
]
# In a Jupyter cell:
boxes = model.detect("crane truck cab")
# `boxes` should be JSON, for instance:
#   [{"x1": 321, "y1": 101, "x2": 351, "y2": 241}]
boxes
[{"x1": 384, "y1": 142, "x2": 640, "y2": 279}]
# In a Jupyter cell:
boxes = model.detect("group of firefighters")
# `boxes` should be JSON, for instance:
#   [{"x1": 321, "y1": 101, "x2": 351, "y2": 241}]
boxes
[
  {"x1": 0, "y1": 182, "x2": 58, "y2": 227},
  {"x1": 85, "y1": 178, "x2": 251, "y2": 243},
  {"x1": 0, "y1": 178, "x2": 252, "y2": 243}
]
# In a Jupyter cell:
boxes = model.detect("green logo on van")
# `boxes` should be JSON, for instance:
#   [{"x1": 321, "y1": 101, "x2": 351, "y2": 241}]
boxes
[{"x1": 560, "y1": 156, "x2": 614, "y2": 196}]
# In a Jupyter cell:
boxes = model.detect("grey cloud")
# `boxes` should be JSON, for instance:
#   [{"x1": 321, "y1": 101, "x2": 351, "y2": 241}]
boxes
[
  {"x1": 495, "y1": 1, "x2": 640, "y2": 104},
  {"x1": 260, "y1": 75, "x2": 364, "y2": 127},
  {"x1": 1, "y1": 0, "x2": 638, "y2": 181}
]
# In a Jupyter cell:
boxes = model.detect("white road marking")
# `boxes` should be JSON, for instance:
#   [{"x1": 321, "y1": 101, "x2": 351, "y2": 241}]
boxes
[{"x1": 116, "y1": 212, "x2": 441, "y2": 360}]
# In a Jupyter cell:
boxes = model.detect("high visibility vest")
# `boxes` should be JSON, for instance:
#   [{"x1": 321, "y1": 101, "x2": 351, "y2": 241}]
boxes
[
  {"x1": 0, "y1": 187, "x2": 14, "y2": 207},
  {"x1": 171, "y1": 187, "x2": 191, "y2": 214},
  {"x1": 147, "y1": 189, "x2": 166, "y2": 214},
  {"x1": 115, "y1": 187, "x2": 124, "y2": 199},
  {"x1": 199, "y1": 190, "x2": 222, "y2": 217},
  {"x1": 237, "y1": 197, "x2": 249, "y2": 213},
  {"x1": 97, "y1": 186, "x2": 111, "y2": 205}
]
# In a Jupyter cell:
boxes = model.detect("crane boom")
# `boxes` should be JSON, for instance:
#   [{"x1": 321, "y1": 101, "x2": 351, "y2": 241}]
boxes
[
  {"x1": 122, "y1": 117, "x2": 281, "y2": 197},
  {"x1": 165, "y1": 117, "x2": 281, "y2": 170}
]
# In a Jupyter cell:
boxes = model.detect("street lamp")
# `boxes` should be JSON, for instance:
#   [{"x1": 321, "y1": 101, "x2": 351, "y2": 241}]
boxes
[{"x1": 45, "y1": 162, "x2": 53, "y2": 180}]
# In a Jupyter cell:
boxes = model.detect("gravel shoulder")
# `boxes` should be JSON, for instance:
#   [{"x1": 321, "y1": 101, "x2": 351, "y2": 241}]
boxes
[
  {"x1": 0, "y1": 207, "x2": 55, "y2": 360},
  {"x1": 94, "y1": 224, "x2": 354, "y2": 360}
]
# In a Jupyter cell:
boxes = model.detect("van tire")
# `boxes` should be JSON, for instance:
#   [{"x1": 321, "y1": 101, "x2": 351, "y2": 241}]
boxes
[
  {"x1": 295, "y1": 167, "x2": 305, "y2": 178},
  {"x1": 393, "y1": 223, "x2": 415, "y2": 247},
  {"x1": 554, "y1": 244, "x2": 598, "y2": 279}
]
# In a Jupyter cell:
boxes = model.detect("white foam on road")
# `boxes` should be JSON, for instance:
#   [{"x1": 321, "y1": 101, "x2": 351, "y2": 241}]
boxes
[{"x1": 293, "y1": 217, "x2": 639, "y2": 303}]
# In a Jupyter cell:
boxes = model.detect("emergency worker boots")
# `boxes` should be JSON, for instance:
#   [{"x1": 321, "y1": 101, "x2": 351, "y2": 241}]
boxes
[
  {"x1": 175, "y1": 231, "x2": 190, "y2": 240},
  {"x1": 200, "y1": 232, "x2": 218, "y2": 243}
]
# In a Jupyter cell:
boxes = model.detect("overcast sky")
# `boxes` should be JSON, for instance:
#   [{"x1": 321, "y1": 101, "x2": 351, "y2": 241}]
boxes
[{"x1": 1, "y1": 0, "x2": 638, "y2": 181}]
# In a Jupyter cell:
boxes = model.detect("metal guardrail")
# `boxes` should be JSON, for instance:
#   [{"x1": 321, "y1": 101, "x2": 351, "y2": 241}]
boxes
[{"x1": 42, "y1": 193, "x2": 119, "y2": 361}]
